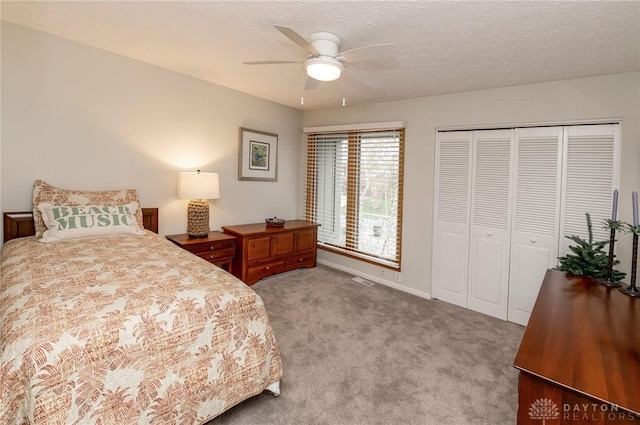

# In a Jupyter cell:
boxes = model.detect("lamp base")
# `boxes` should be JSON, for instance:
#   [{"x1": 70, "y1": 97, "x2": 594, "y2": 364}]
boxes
[
  {"x1": 597, "y1": 278, "x2": 623, "y2": 288},
  {"x1": 619, "y1": 285, "x2": 640, "y2": 298},
  {"x1": 187, "y1": 199, "x2": 210, "y2": 237}
]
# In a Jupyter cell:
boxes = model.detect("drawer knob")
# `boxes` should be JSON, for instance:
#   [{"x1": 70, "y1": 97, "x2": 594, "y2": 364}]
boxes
[
  {"x1": 210, "y1": 246, "x2": 215, "y2": 250},
  {"x1": 530, "y1": 238, "x2": 537, "y2": 244},
  {"x1": 299, "y1": 258, "x2": 304, "y2": 262},
  {"x1": 265, "y1": 266, "x2": 271, "y2": 270},
  {"x1": 486, "y1": 231, "x2": 493, "y2": 237}
]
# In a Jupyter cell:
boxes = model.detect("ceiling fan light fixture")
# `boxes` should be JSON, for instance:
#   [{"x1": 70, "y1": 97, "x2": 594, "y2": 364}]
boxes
[{"x1": 305, "y1": 57, "x2": 343, "y2": 81}]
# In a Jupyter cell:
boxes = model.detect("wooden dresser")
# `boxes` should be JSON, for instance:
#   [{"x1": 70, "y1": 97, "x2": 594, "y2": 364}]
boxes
[
  {"x1": 222, "y1": 220, "x2": 319, "y2": 285},
  {"x1": 514, "y1": 269, "x2": 639, "y2": 424}
]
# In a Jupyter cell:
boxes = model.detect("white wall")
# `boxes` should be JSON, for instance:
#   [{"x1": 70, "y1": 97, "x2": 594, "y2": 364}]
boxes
[
  {"x1": 1, "y1": 22, "x2": 302, "y2": 238},
  {"x1": 303, "y1": 72, "x2": 640, "y2": 297}
]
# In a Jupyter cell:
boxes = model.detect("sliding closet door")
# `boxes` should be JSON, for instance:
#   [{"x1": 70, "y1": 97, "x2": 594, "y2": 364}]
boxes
[
  {"x1": 432, "y1": 131, "x2": 472, "y2": 307},
  {"x1": 559, "y1": 124, "x2": 620, "y2": 256},
  {"x1": 467, "y1": 130, "x2": 513, "y2": 320},
  {"x1": 508, "y1": 127, "x2": 562, "y2": 326}
]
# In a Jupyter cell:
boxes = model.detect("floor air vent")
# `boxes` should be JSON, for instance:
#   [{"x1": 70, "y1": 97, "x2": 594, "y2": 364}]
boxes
[{"x1": 351, "y1": 276, "x2": 374, "y2": 287}]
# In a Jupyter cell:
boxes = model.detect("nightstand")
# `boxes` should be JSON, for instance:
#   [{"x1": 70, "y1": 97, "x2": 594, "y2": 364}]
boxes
[{"x1": 166, "y1": 231, "x2": 236, "y2": 273}]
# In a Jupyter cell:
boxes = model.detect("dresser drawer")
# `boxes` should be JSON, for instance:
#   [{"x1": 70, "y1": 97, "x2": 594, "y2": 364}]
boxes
[
  {"x1": 285, "y1": 252, "x2": 316, "y2": 270},
  {"x1": 183, "y1": 239, "x2": 235, "y2": 255},
  {"x1": 196, "y1": 247, "x2": 236, "y2": 262},
  {"x1": 247, "y1": 260, "x2": 285, "y2": 282}
]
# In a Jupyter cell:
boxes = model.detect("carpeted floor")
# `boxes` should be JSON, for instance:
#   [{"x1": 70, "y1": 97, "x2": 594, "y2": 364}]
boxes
[{"x1": 210, "y1": 265, "x2": 525, "y2": 425}]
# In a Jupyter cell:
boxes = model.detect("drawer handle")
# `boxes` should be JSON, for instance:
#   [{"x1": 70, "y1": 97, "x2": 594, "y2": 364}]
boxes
[
  {"x1": 265, "y1": 266, "x2": 271, "y2": 271},
  {"x1": 530, "y1": 238, "x2": 537, "y2": 244},
  {"x1": 209, "y1": 246, "x2": 215, "y2": 250},
  {"x1": 208, "y1": 255, "x2": 214, "y2": 259},
  {"x1": 486, "y1": 231, "x2": 492, "y2": 237},
  {"x1": 298, "y1": 258, "x2": 304, "y2": 262}
]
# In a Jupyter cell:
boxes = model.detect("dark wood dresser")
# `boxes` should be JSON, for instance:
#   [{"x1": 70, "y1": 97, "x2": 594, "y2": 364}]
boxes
[
  {"x1": 514, "y1": 269, "x2": 639, "y2": 424},
  {"x1": 222, "y1": 220, "x2": 319, "y2": 285}
]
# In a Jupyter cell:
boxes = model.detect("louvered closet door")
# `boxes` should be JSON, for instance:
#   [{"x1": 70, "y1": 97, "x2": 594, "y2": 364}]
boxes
[
  {"x1": 432, "y1": 131, "x2": 472, "y2": 307},
  {"x1": 559, "y1": 124, "x2": 620, "y2": 256},
  {"x1": 467, "y1": 130, "x2": 513, "y2": 320},
  {"x1": 508, "y1": 127, "x2": 562, "y2": 326}
]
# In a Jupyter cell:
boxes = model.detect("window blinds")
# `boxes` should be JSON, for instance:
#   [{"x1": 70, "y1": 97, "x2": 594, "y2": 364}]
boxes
[{"x1": 306, "y1": 127, "x2": 405, "y2": 269}]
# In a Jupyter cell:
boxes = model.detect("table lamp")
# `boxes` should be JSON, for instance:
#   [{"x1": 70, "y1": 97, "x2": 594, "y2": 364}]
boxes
[{"x1": 178, "y1": 170, "x2": 220, "y2": 237}]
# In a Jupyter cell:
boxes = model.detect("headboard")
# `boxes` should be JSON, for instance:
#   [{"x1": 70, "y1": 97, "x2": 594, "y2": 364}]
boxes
[{"x1": 3, "y1": 208, "x2": 159, "y2": 242}]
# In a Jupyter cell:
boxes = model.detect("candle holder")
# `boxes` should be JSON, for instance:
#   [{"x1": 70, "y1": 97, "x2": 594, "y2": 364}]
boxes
[
  {"x1": 599, "y1": 219, "x2": 623, "y2": 287},
  {"x1": 619, "y1": 225, "x2": 640, "y2": 298}
]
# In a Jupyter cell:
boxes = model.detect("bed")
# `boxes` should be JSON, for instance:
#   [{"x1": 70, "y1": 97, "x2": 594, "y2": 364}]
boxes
[{"x1": 1, "y1": 181, "x2": 283, "y2": 424}]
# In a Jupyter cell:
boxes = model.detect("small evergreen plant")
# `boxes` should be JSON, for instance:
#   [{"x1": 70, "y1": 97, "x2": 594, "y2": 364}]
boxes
[{"x1": 555, "y1": 212, "x2": 626, "y2": 281}]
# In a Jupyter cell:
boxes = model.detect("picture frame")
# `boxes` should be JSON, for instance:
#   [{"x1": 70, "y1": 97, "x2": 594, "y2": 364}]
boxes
[{"x1": 238, "y1": 128, "x2": 278, "y2": 181}]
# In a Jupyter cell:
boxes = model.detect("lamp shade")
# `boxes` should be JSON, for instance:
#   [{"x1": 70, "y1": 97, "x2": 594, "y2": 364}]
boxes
[{"x1": 178, "y1": 171, "x2": 220, "y2": 200}]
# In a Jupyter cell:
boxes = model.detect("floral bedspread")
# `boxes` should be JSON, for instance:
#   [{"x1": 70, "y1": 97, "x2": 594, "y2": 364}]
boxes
[{"x1": 0, "y1": 232, "x2": 282, "y2": 424}]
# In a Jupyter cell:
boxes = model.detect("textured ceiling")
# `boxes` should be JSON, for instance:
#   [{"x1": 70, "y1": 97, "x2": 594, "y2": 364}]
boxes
[{"x1": 2, "y1": 1, "x2": 639, "y2": 110}]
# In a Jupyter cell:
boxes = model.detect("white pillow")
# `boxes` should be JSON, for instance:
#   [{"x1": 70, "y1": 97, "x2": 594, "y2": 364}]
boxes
[
  {"x1": 32, "y1": 180, "x2": 144, "y2": 239},
  {"x1": 38, "y1": 202, "x2": 145, "y2": 242}
]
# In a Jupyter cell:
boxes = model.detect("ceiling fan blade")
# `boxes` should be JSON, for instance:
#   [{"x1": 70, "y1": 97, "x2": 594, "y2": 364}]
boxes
[
  {"x1": 304, "y1": 77, "x2": 320, "y2": 91},
  {"x1": 340, "y1": 43, "x2": 401, "y2": 63},
  {"x1": 345, "y1": 67, "x2": 383, "y2": 88},
  {"x1": 243, "y1": 60, "x2": 301, "y2": 65},
  {"x1": 274, "y1": 25, "x2": 320, "y2": 56}
]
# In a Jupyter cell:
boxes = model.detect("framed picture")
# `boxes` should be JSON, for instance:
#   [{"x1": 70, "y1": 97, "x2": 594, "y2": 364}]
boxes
[{"x1": 239, "y1": 128, "x2": 278, "y2": 181}]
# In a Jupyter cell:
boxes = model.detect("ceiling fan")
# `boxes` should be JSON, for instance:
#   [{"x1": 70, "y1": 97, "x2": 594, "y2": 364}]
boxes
[{"x1": 243, "y1": 25, "x2": 401, "y2": 89}]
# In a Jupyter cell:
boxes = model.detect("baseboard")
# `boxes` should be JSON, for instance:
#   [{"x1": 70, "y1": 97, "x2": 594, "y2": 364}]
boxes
[{"x1": 317, "y1": 259, "x2": 432, "y2": 300}]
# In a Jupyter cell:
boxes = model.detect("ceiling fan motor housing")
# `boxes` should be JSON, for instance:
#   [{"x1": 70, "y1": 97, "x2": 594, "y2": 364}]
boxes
[
  {"x1": 304, "y1": 32, "x2": 344, "y2": 81},
  {"x1": 308, "y1": 32, "x2": 341, "y2": 57}
]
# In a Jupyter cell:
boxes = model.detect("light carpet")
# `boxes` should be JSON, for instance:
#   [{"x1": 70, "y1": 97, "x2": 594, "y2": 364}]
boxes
[{"x1": 210, "y1": 265, "x2": 525, "y2": 425}]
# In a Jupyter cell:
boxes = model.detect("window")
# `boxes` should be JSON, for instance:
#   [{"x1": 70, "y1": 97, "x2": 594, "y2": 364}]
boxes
[{"x1": 305, "y1": 125, "x2": 405, "y2": 269}]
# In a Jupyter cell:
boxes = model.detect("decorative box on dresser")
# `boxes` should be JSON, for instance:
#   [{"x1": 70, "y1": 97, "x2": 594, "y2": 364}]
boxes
[
  {"x1": 166, "y1": 231, "x2": 236, "y2": 273},
  {"x1": 222, "y1": 220, "x2": 319, "y2": 285}
]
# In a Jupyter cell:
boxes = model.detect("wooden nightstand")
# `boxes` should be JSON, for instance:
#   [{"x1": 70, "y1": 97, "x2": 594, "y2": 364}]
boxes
[{"x1": 166, "y1": 231, "x2": 236, "y2": 273}]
